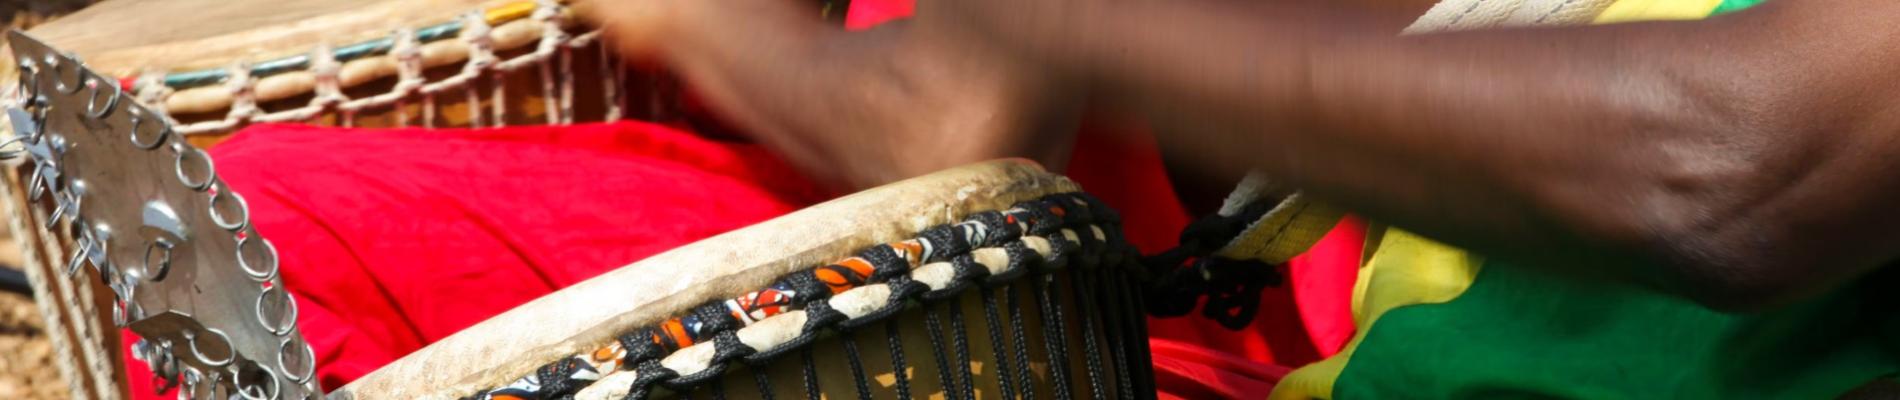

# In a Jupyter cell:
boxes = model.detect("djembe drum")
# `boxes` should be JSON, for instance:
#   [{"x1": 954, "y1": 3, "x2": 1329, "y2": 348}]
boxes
[{"x1": 0, "y1": 0, "x2": 1182, "y2": 399}]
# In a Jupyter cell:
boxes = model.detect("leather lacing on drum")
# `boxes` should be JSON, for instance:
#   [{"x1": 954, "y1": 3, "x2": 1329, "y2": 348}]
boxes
[{"x1": 460, "y1": 192, "x2": 1159, "y2": 400}]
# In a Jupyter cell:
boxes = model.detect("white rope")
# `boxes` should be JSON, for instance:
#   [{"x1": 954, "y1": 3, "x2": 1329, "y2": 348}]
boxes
[
  {"x1": 424, "y1": 12, "x2": 499, "y2": 96},
  {"x1": 165, "y1": 0, "x2": 592, "y2": 135},
  {"x1": 254, "y1": 44, "x2": 346, "y2": 125},
  {"x1": 594, "y1": 34, "x2": 624, "y2": 122},
  {"x1": 490, "y1": 69, "x2": 508, "y2": 127},
  {"x1": 558, "y1": 46, "x2": 575, "y2": 125}
]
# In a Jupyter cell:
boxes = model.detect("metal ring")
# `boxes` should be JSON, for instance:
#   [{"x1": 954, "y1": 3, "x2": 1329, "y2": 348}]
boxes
[
  {"x1": 277, "y1": 336, "x2": 315, "y2": 384},
  {"x1": 254, "y1": 285, "x2": 297, "y2": 336},
  {"x1": 172, "y1": 142, "x2": 217, "y2": 190},
  {"x1": 235, "y1": 233, "x2": 279, "y2": 282},
  {"x1": 209, "y1": 182, "x2": 250, "y2": 231},
  {"x1": 63, "y1": 236, "x2": 90, "y2": 277},
  {"x1": 107, "y1": 272, "x2": 137, "y2": 326},
  {"x1": 128, "y1": 107, "x2": 171, "y2": 150},
  {"x1": 84, "y1": 74, "x2": 119, "y2": 119},
  {"x1": 184, "y1": 328, "x2": 235, "y2": 368},
  {"x1": 46, "y1": 54, "x2": 82, "y2": 95},
  {"x1": 144, "y1": 238, "x2": 175, "y2": 282},
  {"x1": 147, "y1": 339, "x2": 179, "y2": 378},
  {"x1": 16, "y1": 60, "x2": 41, "y2": 100},
  {"x1": 299, "y1": 381, "x2": 321, "y2": 400},
  {"x1": 234, "y1": 363, "x2": 282, "y2": 400}
]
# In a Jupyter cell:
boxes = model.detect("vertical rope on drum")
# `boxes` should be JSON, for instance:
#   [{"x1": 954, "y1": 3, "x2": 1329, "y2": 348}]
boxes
[
  {"x1": 800, "y1": 347, "x2": 821, "y2": 400},
  {"x1": 839, "y1": 328, "x2": 874, "y2": 400},
  {"x1": 751, "y1": 362, "x2": 776, "y2": 400},
  {"x1": 598, "y1": 42, "x2": 621, "y2": 121},
  {"x1": 395, "y1": 97, "x2": 410, "y2": 127},
  {"x1": 885, "y1": 319, "x2": 915, "y2": 400},
  {"x1": 391, "y1": 27, "x2": 424, "y2": 128},
  {"x1": 1068, "y1": 269, "x2": 1108, "y2": 398},
  {"x1": 947, "y1": 298, "x2": 977, "y2": 400},
  {"x1": 614, "y1": 56, "x2": 630, "y2": 120},
  {"x1": 710, "y1": 376, "x2": 729, "y2": 400},
  {"x1": 558, "y1": 45, "x2": 575, "y2": 124},
  {"x1": 489, "y1": 69, "x2": 507, "y2": 126},
  {"x1": 537, "y1": 59, "x2": 557, "y2": 125},
  {"x1": 465, "y1": 84, "x2": 484, "y2": 128},
  {"x1": 421, "y1": 93, "x2": 436, "y2": 128},
  {"x1": 1119, "y1": 272, "x2": 1159, "y2": 400},
  {"x1": 308, "y1": 43, "x2": 346, "y2": 127},
  {"x1": 1032, "y1": 273, "x2": 1075, "y2": 400},
  {"x1": 217, "y1": 57, "x2": 258, "y2": 134},
  {"x1": 1095, "y1": 267, "x2": 1135, "y2": 400},
  {"x1": 1007, "y1": 282, "x2": 1037, "y2": 400},
  {"x1": 922, "y1": 303, "x2": 960, "y2": 400},
  {"x1": 981, "y1": 287, "x2": 1018, "y2": 400}
]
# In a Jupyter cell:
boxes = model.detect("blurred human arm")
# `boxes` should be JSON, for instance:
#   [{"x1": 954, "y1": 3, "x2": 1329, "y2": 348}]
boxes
[{"x1": 585, "y1": 0, "x2": 1900, "y2": 310}]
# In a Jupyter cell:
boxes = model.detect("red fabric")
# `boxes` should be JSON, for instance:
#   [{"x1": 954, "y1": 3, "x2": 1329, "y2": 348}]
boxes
[
  {"x1": 1294, "y1": 216, "x2": 1367, "y2": 357},
  {"x1": 126, "y1": 121, "x2": 828, "y2": 397}
]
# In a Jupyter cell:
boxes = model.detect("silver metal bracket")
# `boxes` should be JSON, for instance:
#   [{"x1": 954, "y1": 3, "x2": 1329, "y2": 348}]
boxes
[{"x1": 7, "y1": 30, "x2": 320, "y2": 400}]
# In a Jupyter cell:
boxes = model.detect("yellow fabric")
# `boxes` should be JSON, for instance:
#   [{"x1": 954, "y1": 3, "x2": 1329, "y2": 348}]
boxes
[
  {"x1": 1593, "y1": 0, "x2": 1722, "y2": 23},
  {"x1": 1215, "y1": 194, "x2": 1348, "y2": 265},
  {"x1": 1268, "y1": 229, "x2": 1484, "y2": 400}
]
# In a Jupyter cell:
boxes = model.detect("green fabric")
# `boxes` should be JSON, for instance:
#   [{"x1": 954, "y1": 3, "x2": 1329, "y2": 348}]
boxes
[
  {"x1": 1712, "y1": 0, "x2": 1767, "y2": 15},
  {"x1": 1325, "y1": 1, "x2": 1900, "y2": 398},
  {"x1": 1332, "y1": 261, "x2": 1899, "y2": 399}
]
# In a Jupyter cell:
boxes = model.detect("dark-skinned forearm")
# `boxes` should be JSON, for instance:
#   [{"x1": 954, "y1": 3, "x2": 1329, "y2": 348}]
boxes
[{"x1": 1004, "y1": 0, "x2": 1900, "y2": 309}]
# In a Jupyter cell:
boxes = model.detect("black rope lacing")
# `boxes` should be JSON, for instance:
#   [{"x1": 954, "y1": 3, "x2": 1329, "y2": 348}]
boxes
[
  {"x1": 486, "y1": 192, "x2": 1157, "y2": 400},
  {"x1": 885, "y1": 319, "x2": 915, "y2": 400},
  {"x1": 799, "y1": 348, "x2": 820, "y2": 400},
  {"x1": 838, "y1": 329, "x2": 873, "y2": 400},
  {"x1": 1140, "y1": 200, "x2": 1287, "y2": 330}
]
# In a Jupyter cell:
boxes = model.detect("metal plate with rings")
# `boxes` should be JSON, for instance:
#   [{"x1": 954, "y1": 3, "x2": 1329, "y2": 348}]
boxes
[
  {"x1": 235, "y1": 231, "x2": 279, "y2": 282},
  {"x1": 142, "y1": 238, "x2": 176, "y2": 282},
  {"x1": 84, "y1": 73, "x2": 119, "y2": 119},
  {"x1": 277, "y1": 335, "x2": 316, "y2": 384},
  {"x1": 173, "y1": 141, "x2": 217, "y2": 190},
  {"x1": 45, "y1": 53, "x2": 82, "y2": 95},
  {"x1": 209, "y1": 181, "x2": 250, "y2": 231},
  {"x1": 16, "y1": 60, "x2": 40, "y2": 100},
  {"x1": 10, "y1": 31, "x2": 321, "y2": 399},
  {"x1": 184, "y1": 328, "x2": 236, "y2": 368},
  {"x1": 234, "y1": 361, "x2": 282, "y2": 400},
  {"x1": 127, "y1": 106, "x2": 170, "y2": 149},
  {"x1": 254, "y1": 285, "x2": 297, "y2": 336}
]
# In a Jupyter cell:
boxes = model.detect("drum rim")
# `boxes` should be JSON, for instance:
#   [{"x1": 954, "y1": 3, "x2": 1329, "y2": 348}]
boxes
[
  {"x1": 501, "y1": 192, "x2": 1134, "y2": 400},
  {"x1": 331, "y1": 160, "x2": 1092, "y2": 399}
]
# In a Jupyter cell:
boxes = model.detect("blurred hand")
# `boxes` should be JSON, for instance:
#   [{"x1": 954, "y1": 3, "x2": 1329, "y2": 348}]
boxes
[{"x1": 579, "y1": 0, "x2": 1084, "y2": 189}]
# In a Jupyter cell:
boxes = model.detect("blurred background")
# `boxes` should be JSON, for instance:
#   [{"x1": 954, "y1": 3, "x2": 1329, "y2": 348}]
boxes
[{"x1": 0, "y1": 1, "x2": 100, "y2": 398}]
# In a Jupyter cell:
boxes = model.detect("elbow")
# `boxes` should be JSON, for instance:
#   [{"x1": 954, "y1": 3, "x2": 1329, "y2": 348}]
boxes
[
  {"x1": 1556, "y1": 98, "x2": 1825, "y2": 312},
  {"x1": 1600, "y1": 150, "x2": 1830, "y2": 313}
]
